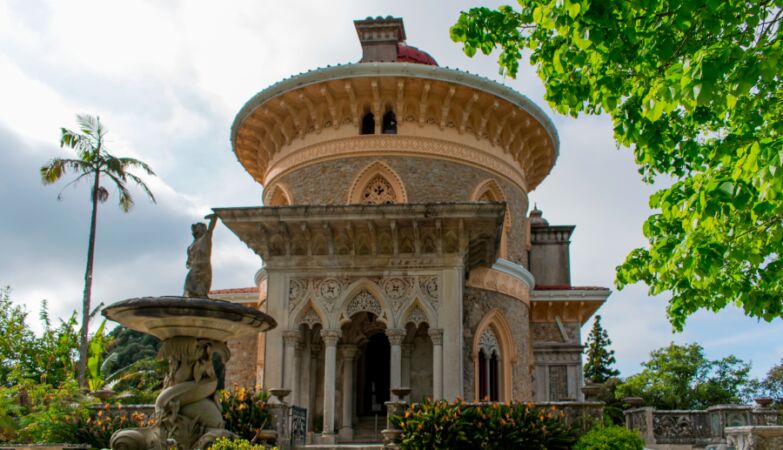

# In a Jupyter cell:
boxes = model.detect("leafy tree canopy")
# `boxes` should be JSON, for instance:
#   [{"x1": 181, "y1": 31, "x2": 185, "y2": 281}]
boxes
[
  {"x1": 451, "y1": 1, "x2": 783, "y2": 330},
  {"x1": 616, "y1": 342, "x2": 753, "y2": 409},
  {"x1": 0, "y1": 287, "x2": 79, "y2": 387},
  {"x1": 583, "y1": 315, "x2": 620, "y2": 383}
]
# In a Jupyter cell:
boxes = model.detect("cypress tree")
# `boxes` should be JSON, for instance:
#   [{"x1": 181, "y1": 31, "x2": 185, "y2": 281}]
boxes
[{"x1": 584, "y1": 315, "x2": 619, "y2": 383}]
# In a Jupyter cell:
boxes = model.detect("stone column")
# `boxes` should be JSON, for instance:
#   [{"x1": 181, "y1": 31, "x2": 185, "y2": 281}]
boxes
[
  {"x1": 386, "y1": 329, "x2": 406, "y2": 400},
  {"x1": 308, "y1": 343, "x2": 321, "y2": 432},
  {"x1": 401, "y1": 343, "x2": 413, "y2": 389},
  {"x1": 320, "y1": 329, "x2": 341, "y2": 442},
  {"x1": 338, "y1": 345, "x2": 359, "y2": 441},
  {"x1": 429, "y1": 328, "x2": 444, "y2": 400},
  {"x1": 282, "y1": 329, "x2": 301, "y2": 400}
]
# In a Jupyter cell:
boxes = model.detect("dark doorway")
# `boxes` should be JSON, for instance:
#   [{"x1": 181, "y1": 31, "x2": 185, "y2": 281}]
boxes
[
  {"x1": 361, "y1": 112, "x2": 375, "y2": 134},
  {"x1": 357, "y1": 332, "x2": 390, "y2": 415}
]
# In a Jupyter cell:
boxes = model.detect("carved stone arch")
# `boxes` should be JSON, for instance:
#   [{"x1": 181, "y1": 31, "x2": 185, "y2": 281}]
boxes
[
  {"x1": 335, "y1": 279, "x2": 392, "y2": 326},
  {"x1": 347, "y1": 161, "x2": 408, "y2": 204},
  {"x1": 264, "y1": 182, "x2": 293, "y2": 206},
  {"x1": 472, "y1": 309, "x2": 517, "y2": 401},
  {"x1": 400, "y1": 298, "x2": 435, "y2": 328},
  {"x1": 294, "y1": 300, "x2": 327, "y2": 330},
  {"x1": 471, "y1": 178, "x2": 512, "y2": 259}
]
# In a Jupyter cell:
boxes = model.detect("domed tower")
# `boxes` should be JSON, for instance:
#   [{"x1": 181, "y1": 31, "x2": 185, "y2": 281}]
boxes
[{"x1": 214, "y1": 16, "x2": 608, "y2": 443}]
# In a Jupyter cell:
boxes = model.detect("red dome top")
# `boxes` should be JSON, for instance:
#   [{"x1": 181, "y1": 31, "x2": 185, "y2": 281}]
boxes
[{"x1": 397, "y1": 43, "x2": 438, "y2": 66}]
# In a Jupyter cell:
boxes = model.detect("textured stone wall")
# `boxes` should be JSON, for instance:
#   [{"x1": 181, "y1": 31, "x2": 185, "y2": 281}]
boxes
[
  {"x1": 462, "y1": 286, "x2": 531, "y2": 401},
  {"x1": 224, "y1": 334, "x2": 259, "y2": 388},
  {"x1": 277, "y1": 156, "x2": 529, "y2": 265}
]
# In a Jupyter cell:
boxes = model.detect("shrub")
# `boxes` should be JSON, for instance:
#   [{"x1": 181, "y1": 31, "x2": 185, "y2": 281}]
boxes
[
  {"x1": 1, "y1": 381, "x2": 84, "y2": 444},
  {"x1": 70, "y1": 403, "x2": 155, "y2": 449},
  {"x1": 210, "y1": 437, "x2": 276, "y2": 450},
  {"x1": 390, "y1": 399, "x2": 576, "y2": 450},
  {"x1": 574, "y1": 425, "x2": 645, "y2": 450},
  {"x1": 220, "y1": 386, "x2": 273, "y2": 443}
]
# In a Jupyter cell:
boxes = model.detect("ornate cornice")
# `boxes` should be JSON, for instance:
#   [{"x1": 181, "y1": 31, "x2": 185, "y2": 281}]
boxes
[{"x1": 231, "y1": 63, "x2": 558, "y2": 191}]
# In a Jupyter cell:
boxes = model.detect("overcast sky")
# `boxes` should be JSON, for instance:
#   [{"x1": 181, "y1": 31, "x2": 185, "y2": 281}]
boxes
[{"x1": 1, "y1": 0, "x2": 780, "y2": 379}]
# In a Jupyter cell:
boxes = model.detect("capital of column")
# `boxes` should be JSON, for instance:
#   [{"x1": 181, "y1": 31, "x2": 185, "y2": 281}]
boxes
[
  {"x1": 386, "y1": 328, "x2": 406, "y2": 346},
  {"x1": 282, "y1": 329, "x2": 302, "y2": 346},
  {"x1": 429, "y1": 328, "x2": 444, "y2": 345},
  {"x1": 339, "y1": 344, "x2": 359, "y2": 360},
  {"x1": 320, "y1": 329, "x2": 342, "y2": 346}
]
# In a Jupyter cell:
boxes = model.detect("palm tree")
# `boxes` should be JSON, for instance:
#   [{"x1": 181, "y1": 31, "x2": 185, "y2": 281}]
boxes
[{"x1": 41, "y1": 114, "x2": 156, "y2": 388}]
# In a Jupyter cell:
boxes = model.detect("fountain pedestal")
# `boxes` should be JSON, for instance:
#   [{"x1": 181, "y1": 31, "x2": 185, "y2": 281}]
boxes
[{"x1": 103, "y1": 296, "x2": 276, "y2": 450}]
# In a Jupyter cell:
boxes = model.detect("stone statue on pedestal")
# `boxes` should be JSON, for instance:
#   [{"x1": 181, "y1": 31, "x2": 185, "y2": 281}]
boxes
[{"x1": 184, "y1": 215, "x2": 218, "y2": 298}]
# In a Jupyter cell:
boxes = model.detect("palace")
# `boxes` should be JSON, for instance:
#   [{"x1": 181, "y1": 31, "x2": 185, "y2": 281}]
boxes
[{"x1": 211, "y1": 16, "x2": 609, "y2": 443}]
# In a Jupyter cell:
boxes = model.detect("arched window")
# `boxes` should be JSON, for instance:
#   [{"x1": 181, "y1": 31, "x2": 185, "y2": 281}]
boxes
[
  {"x1": 361, "y1": 112, "x2": 375, "y2": 135},
  {"x1": 478, "y1": 327, "x2": 501, "y2": 401},
  {"x1": 362, "y1": 175, "x2": 396, "y2": 204},
  {"x1": 382, "y1": 111, "x2": 397, "y2": 134}
]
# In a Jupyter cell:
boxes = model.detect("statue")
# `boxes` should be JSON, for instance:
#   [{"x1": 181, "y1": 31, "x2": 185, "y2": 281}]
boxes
[{"x1": 184, "y1": 215, "x2": 218, "y2": 298}]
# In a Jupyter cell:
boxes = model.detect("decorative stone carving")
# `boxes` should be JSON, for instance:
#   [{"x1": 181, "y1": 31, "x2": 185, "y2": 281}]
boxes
[
  {"x1": 298, "y1": 307, "x2": 322, "y2": 328},
  {"x1": 288, "y1": 279, "x2": 308, "y2": 312},
  {"x1": 317, "y1": 278, "x2": 342, "y2": 312},
  {"x1": 726, "y1": 426, "x2": 783, "y2": 450},
  {"x1": 405, "y1": 305, "x2": 428, "y2": 327},
  {"x1": 346, "y1": 290, "x2": 382, "y2": 318},
  {"x1": 428, "y1": 328, "x2": 444, "y2": 345},
  {"x1": 361, "y1": 175, "x2": 397, "y2": 204},
  {"x1": 385, "y1": 328, "x2": 406, "y2": 346},
  {"x1": 531, "y1": 323, "x2": 577, "y2": 343},
  {"x1": 110, "y1": 336, "x2": 232, "y2": 450},
  {"x1": 184, "y1": 216, "x2": 218, "y2": 298},
  {"x1": 479, "y1": 328, "x2": 500, "y2": 356},
  {"x1": 383, "y1": 277, "x2": 413, "y2": 311},
  {"x1": 418, "y1": 275, "x2": 438, "y2": 307},
  {"x1": 320, "y1": 329, "x2": 341, "y2": 346}
]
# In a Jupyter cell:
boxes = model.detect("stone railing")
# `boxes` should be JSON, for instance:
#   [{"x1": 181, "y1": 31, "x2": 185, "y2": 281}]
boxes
[
  {"x1": 625, "y1": 404, "x2": 782, "y2": 450},
  {"x1": 726, "y1": 425, "x2": 783, "y2": 450},
  {"x1": 536, "y1": 401, "x2": 604, "y2": 435}
]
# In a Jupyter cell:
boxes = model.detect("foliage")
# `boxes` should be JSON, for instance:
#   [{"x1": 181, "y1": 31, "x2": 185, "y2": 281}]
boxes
[
  {"x1": 390, "y1": 398, "x2": 576, "y2": 449},
  {"x1": 574, "y1": 425, "x2": 645, "y2": 450},
  {"x1": 220, "y1": 385, "x2": 273, "y2": 443},
  {"x1": 103, "y1": 325, "x2": 161, "y2": 375},
  {"x1": 0, "y1": 287, "x2": 79, "y2": 387},
  {"x1": 616, "y1": 343, "x2": 752, "y2": 409},
  {"x1": 593, "y1": 378, "x2": 627, "y2": 425},
  {"x1": 106, "y1": 356, "x2": 166, "y2": 404},
  {"x1": 41, "y1": 113, "x2": 156, "y2": 386},
  {"x1": 754, "y1": 358, "x2": 783, "y2": 403},
  {"x1": 0, "y1": 381, "x2": 85, "y2": 444},
  {"x1": 70, "y1": 403, "x2": 155, "y2": 450},
  {"x1": 584, "y1": 315, "x2": 620, "y2": 383},
  {"x1": 87, "y1": 319, "x2": 112, "y2": 391},
  {"x1": 451, "y1": 1, "x2": 783, "y2": 331},
  {"x1": 210, "y1": 437, "x2": 275, "y2": 450}
]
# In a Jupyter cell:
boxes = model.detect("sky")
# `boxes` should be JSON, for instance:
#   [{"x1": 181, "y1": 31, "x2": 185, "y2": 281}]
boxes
[{"x1": 0, "y1": 0, "x2": 780, "y2": 380}]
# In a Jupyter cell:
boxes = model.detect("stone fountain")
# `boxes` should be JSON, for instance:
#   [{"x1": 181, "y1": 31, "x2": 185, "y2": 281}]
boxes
[{"x1": 103, "y1": 216, "x2": 277, "y2": 450}]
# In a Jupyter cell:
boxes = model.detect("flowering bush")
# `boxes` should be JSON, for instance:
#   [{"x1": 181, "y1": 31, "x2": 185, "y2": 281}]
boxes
[
  {"x1": 574, "y1": 425, "x2": 645, "y2": 450},
  {"x1": 390, "y1": 399, "x2": 576, "y2": 450},
  {"x1": 220, "y1": 385, "x2": 273, "y2": 443},
  {"x1": 210, "y1": 437, "x2": 277, "y2": 450},
  {"x1": 71, "y1": 403, "x2": 155, "y2": 449},
  {"x1": 0, "y1": 381, "x2": 84, "y2": 444}
]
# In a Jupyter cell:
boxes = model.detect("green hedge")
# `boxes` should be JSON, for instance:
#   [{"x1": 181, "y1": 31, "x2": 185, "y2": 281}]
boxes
[
  {"x1": 574, "y1": 425, "x2": 645, "y2": 450},
  {"x1": 390, "y1": 399, "x2": 576, "y2": 450}
]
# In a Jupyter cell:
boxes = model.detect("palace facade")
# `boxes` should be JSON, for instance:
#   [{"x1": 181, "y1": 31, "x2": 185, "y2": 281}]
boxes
[{"x1": 211, "y1": 17, "x2": 609, "y2": 443}]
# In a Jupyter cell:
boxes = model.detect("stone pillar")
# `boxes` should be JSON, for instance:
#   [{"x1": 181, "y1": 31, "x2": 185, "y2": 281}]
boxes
[
  {"x1": 338, "y1": 345, "x2": 359, "y2": 441},
  {"x1": 429, "y1": 328, "x2": 444, "y2": 400},
  {"x1": 320, "y1": 329, "x2": 341, "y2": 442},
  {"x1": 441, "y1": 269, "x2": 464, "y2": 398},
  {"x1": 263, "y1": 271, "x2": 286, "y2": 389},
  {"x1": 283, "y1": 330, "x2": 301, "y2": 401},
  {"x1": 308, "y1": 343, "x2": 321, "y2": 432},
  {"x1": 401, "y1": 343, "x2": 413, "y2": 389},
  {"x1": 386, "y1": 329, "x2": 406, "y2": 400}
]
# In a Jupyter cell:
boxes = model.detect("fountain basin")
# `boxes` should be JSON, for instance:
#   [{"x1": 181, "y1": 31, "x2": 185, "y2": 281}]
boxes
[{"x1": 102, "y1": 296, "x2": 276, "y2": 341}]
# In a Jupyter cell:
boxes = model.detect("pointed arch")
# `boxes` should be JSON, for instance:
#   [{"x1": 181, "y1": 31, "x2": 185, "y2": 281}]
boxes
[
  {"x1": 264, "y1": 182, "x2": 293, "y2": 206},
  {"x1": 335, "y1": 279, "x2": 392, "y2": 326},
  {"x1": 294, "y1": 300, "x2": 327, "y2": 330},
  {"x1": 400, "y1": 298, "x2": 435, "y2": 328},
  {"x1": 472, "y1": 309, "x2": 517, "y2": 401},
  {"x1": 347, "y1": 161, "x2": 408, "y2": 204},
  {"x1": 471, "y1": 178, "x2": 511, "y2": 259}
]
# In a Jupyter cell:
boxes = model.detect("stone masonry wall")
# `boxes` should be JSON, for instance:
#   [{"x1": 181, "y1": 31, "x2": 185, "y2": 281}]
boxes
[
  {"x1": 462, "y1": 286, "x2": 531, "y2": 401},
  {"x1": 224, "y1": 333, "x2": 259, "y2": 388},
  {"x1": 277, "y1": 156, "x2": 529, "y2": 266}
]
